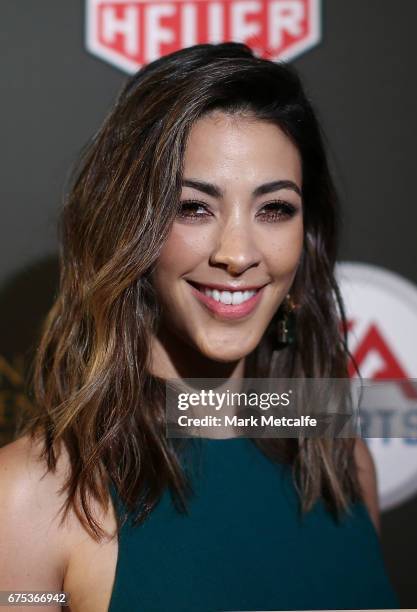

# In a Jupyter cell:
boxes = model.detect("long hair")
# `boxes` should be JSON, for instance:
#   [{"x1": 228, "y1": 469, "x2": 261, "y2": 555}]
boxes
[{"x1": 21, "y1": 42, "x2": 360, "y2": 540}]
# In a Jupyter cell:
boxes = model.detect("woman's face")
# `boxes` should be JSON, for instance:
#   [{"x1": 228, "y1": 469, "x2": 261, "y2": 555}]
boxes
[{"x1": 151, "y1": 111, "x2": 303, "y2": 363}]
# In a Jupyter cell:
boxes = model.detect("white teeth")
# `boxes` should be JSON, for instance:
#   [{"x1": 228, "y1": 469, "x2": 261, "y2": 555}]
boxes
[
  {"x1": 204, "y1": 288, "x2": 257, "y2": 305},
  {"x1": 222, "y1": 291, "x2": 232, "y2": 304}
]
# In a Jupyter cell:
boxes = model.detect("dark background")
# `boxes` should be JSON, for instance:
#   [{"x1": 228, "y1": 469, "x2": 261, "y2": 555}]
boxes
[{"x1": 1, "y1": 1, "x2": 416, "y2": 607}]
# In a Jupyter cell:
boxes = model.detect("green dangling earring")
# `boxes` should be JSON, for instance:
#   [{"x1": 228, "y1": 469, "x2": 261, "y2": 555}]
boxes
[{"x1": 276, "y1": 293, "x2": 299, "y2": 347}]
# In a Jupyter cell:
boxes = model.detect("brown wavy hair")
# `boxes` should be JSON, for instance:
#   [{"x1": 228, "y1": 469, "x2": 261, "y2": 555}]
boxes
[{"x1": 20, "y1": 42, "x2": 360, "y2": 541}]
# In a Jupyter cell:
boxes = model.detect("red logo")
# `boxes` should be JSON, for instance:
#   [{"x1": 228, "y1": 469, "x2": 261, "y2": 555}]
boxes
[
  {"x1": 347, "y1": 319, "x2": 417, "y2": 400},
  {"x1": 337, "y1": 262, "x2": 417, "y2": 401},
  {"x1": 337, "y1": 262, "x2": 417, "y2": 511},
  {"x1": 86, "y1": 0, "x2": 322, "y2": 73}
]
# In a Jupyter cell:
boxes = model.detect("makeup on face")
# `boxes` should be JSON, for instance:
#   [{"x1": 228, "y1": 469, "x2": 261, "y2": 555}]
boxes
[
  {"x1": 186, "y1": 280, "x2": 267, "y2": 320},
  {"x1": 150, "y1": 111, "x2": 304, "y2": 366}
]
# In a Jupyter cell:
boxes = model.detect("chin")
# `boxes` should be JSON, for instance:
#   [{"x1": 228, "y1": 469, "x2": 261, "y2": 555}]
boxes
[
  {"x1": 209, "y1": 353, "x2": 246, "y2": 364},
  {"x1": 198, "y1": 343, "x2": 255, "y2": 364},
  {"x1": 192, "y1": 327, "x2": 264, "y2": 364}
]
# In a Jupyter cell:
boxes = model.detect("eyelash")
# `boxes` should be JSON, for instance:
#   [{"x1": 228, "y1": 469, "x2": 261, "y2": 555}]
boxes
[{"x1": 176, "y1": 199, "x2": 298, "y2": 223}]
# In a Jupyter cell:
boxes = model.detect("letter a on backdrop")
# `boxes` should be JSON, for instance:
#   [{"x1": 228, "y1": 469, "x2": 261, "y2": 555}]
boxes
[{"x1": 85, "y1": 0, "x2": 322, "y2": 73}]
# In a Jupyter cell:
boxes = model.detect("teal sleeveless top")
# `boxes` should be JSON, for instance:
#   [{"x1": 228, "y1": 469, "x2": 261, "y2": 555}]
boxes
[{"x1": 109, "y1": 437, "x2": 399, "y2": 611}]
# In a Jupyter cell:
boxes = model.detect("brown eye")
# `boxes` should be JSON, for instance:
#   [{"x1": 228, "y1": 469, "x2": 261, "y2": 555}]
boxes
[
  {"x1": 256, "y1": 200, "x2": 298, "y2": 223},
  {"x1": 177, "y1": 200, "x2": 212, "y2": 220}
]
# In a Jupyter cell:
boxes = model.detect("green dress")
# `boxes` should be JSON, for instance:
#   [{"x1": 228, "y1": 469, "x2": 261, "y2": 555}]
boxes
[{"x1": 108, "y1": 437, "x2": 399, "y2": 611}]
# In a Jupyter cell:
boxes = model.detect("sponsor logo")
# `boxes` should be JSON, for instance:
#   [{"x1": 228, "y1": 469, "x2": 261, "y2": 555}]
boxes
[
  {"x1": 337, "y1": 262, "x2": 417, "y2": 511},
  {"x1": 86, "y1": 0, "x2": 321, "y2": 73}
]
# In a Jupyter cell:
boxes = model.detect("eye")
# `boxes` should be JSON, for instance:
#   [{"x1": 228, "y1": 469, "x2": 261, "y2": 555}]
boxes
[
  {"x1": 177, "y1": 200, "x2": 212, "y2": 221},
  {"x1": 256, "y1": 200, "x2": 299, "y2": 223}
]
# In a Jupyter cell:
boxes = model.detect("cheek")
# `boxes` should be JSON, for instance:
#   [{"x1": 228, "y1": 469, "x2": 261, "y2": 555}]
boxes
[
  {"x1": 153, "y1": 224, "x2": 212, "y2": 285},
  {"x1": 262, "y1": 220, "x2": 304, "y2": 277}
]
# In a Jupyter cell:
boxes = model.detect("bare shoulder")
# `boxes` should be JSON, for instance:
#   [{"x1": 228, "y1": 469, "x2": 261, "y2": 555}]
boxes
[
  {"x1": 0, "y1": 433, "x2": 71, "y2": 609},
  {"x1": 0, "y1": 433, "x2": 118, "y2": 612},
  {"x1": 353, "y1": 438, "x2": 380, "y2": 534}
]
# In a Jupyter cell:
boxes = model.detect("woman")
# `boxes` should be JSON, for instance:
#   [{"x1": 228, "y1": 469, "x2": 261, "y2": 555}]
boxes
[{"x1": 0, "y1": 43, "x2": 399, "y2": 611}]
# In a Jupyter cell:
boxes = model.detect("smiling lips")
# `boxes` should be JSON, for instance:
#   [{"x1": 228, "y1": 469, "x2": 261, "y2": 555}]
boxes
[{"x1": 187, "y1": 281, "x2": 266, "y2": 320}]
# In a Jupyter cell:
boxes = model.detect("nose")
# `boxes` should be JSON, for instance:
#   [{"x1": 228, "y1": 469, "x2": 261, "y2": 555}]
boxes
[{"x1": 209, "y1": 217, "x2": 262, "y2": 275}]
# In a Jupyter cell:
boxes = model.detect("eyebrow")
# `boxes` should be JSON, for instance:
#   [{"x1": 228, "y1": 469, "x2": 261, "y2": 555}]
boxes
[{"x1": 182, "y1": 178, "x2": 302, "y2": 198}]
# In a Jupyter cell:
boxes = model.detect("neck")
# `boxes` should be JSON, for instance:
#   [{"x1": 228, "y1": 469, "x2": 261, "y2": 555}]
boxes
[
  {"x1": 150, "y1": 325, "x2": 245, "y2": 381},
  {"x1": 150, "y1": 325, "x2": 247, "y2": 438}
]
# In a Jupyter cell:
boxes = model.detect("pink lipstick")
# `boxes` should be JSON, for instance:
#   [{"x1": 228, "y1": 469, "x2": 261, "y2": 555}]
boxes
[{"x1": 187, "y1": 281, "x2": 266, "y2": 320}]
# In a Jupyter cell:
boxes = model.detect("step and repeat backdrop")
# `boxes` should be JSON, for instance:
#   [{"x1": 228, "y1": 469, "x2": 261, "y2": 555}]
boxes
[{"x1": 1, "y1": 1, "x2": 417, "y2": 607}]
